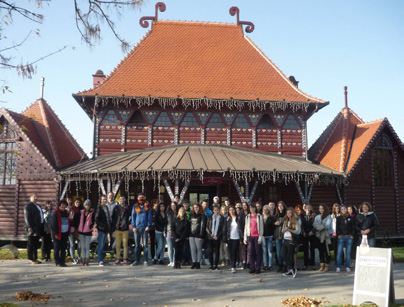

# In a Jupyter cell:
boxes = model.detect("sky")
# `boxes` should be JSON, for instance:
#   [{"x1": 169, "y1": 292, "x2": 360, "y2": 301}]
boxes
[{"x1": 2, "y1": 0, "x2": 404, "y2": 155}]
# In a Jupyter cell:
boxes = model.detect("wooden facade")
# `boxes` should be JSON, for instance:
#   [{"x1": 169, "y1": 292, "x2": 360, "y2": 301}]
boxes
[{"x1": 0, "y1": 100, "x2": 86, "y2": 239}]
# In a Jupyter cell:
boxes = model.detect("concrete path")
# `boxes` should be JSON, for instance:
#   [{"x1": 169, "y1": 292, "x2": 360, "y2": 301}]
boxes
[{"x1": 0, "y1": 260, "x2": 403, "y2": 307}]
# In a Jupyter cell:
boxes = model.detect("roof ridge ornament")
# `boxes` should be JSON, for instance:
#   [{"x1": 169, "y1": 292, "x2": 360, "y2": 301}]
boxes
[
  {"x1": 140, "y1": 2, "x2": 166, "y2": 28},
  {"x1": 229, "y1": 6, "x2": 255, "y2": 33},
  {"x1": 344, "y1": 86, "x2": 348, "y2": 109}
]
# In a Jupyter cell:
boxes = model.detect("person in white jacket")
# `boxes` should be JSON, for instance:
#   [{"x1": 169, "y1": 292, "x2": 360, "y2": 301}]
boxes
[{"x1": 243, "y1": 203, "x2": 264, "y2": 274}]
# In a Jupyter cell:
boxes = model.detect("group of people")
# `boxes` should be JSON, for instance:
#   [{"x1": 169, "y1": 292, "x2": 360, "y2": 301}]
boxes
[{"x1": 24, "y1": 192, "x2": 379, "y2": 277}]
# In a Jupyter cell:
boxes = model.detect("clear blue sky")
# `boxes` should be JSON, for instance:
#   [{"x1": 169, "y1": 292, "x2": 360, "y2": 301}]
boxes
[{"x1": 2, "y1": 0, "x2": 404, "y2": 155}]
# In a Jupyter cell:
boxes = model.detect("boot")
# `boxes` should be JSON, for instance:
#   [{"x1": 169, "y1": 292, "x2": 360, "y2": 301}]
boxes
[
  {"x1": 318, "y1": 263, "x2": 325, "y2": 272},
  {"x1": 323, "y1": 264, "x2": 329, "y2": 272},
  {"x1": 191, "y1": 262, "x2": 196, "y2": 269},
  {"x1": 226, "y1": 259, "x2": 230, "y2": 266},
  {"x1": 196, "y1": 262, "x2": 201, "y2": 269}
]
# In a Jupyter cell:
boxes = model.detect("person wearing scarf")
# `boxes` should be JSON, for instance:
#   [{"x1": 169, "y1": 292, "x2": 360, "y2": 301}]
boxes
[
  {"x1": 95, "y1": 195, "x2": 111, "y2": 266},
  {"x1": 131, "y1": 193, "x2": 152, "y2": 266},
  {"x1": 51, "y1": 200, "x2": 70, "y2": 267}
]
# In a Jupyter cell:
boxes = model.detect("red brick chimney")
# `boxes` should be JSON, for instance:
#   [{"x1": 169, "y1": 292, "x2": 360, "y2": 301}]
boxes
[{"x1": 92, "y1": 69, "x2": 106, "y2": 88}]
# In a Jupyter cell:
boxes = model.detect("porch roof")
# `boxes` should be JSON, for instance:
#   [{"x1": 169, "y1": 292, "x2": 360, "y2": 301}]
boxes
[{"x1": 61, "y1": 145, "x2": 344, "y2": 184}]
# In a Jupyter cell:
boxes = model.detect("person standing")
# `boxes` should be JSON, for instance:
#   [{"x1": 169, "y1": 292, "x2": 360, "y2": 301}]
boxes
[
  {"x1": 262, "y1": 205, "x2": 275, "y2": 271},
  {"x1": 95, "y1": 195, "x2": 111, "y2": 266},
  {"x1": 206, "y1": 205, "x2": 225, "y2": 270},
  {"x1": 165, "y1": 201, "x2": 178, "y2": 267},
  {"x1": 78, "y1": 199, "x2": 95, "y2": 266},
  {"x1": 302, "y1": 204, "x2": 317, "y2": 271},
  {"x1": 51, "y1": 200, "x2": 70, "y2": 267},
  {"x1": 201, "y1": 199, "x2": 213, "y2": 265},
  {"x1": 150, "y1": 200, "x2": 158, "y2": 264},
  {"x1": 223, "y1": 206, "x2": 243, "y2": 273},
  {"x1": 240, "y1": 202, "x2": 249, "y2": 270},
  {"x1": 172, "y1": 207, "x2": 190, "y2": 269},
  {"x1": 274, "y1": 201, "x2": 286, "y2": 272},
  {"x1": 106, "y1": 192, "x2": 118, "y2": 255},
  {"x1": 355, "y1": 202, "x2": 379, "y2": 247},
  {"x1": 313, "y1": 204, "x2": 332, "y2": 272},
  {"x1": 281, "y1": 207, "x2": 301, "y2": 278},
  {"x1": 24, "y1": 193, "x2": 44, "y2": 264},
  {"x1": 131, "y1": 193, "x2": 152, "y2": 266},
  {"x1": 189, "y1": 202, "x2": 206, "y2": 269},
  {"x1": 68, "y1": 198, "x2": 83, "y2": 264},
  {"x1": 331, "y1": 203, "x2": 341, "y2": 265},
  {"x1": 41, "y1": 201, "x2": 53, "y2": 262},
  {"x1": 112, "y1": 195, "x2": 131, "y2": 265},
  {"x1": 336, "y1": 205, "x2": 354, "y2": 272},
  {"x1": 154, "y1": 202, "x2": 167, "y2": 265},
  {"x1": 244, "y1": 203, "x2": 264, "y2": 274}
]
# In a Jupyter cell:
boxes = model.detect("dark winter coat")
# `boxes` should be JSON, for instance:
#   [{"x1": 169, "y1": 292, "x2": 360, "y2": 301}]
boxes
[
  {"x1": 336, "y1": 215, "x2": 354, "y2": 236},
  {"x1": 263, "y1": 215, "x2": 276, "y2": 237},
  {"x1": 355, "y1": 212, "x2": 379, "y2": 239},
  {"x1": 51, "y1": 209, "x2": 70, "y2": 240},
  {"x1": 95, "y1": 205, "x2": 111, "y2": 233},
  {"x1": 302, "y1": 213, "x2": 316, "y2": 235},
  {"x1": 165, "y1": 210, "x2": 177, "y2": 235},
  {"x1": 112, "y1": 205, "x2": 131, "y2": 231},
  {"x1": 155, "y1": 211, "x2": 167, "y2": 233},
  {"x1": 206, "y1": 215, "x2": 225, "y2": 240},
  {"x1": 172, "y1": 217, "x2": 190, "y2": 241},
  {"x1": 189, "y1": 213, "x2": 207, "y2": 238},
  {"x1": 24, "y1": 202, "x2": 44, "y2": 237},
  {"x1": 223, "y1": 215, "x2": 244, "y2": 243}
]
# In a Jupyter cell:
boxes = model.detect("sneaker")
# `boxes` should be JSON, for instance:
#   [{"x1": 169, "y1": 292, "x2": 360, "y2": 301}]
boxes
[
  {"x1": 60, "y1": 263, "x2": 67, "y2": 267},
  {"x1": 72, "y1": 258, "x2": 78, "y2": 265},
  {"x1": 99, "y1": 261, "x2": 104, "y2": 266},
  {"x1": 346, "y1": 267, "x2": 351, "y2": 272},
  {"x1": 256, "y1": 270, "x2": 261, "y2": 274},
  {"x1": 231, "y1": 268, "x2": 236, "y2": 273},
  {"x1": 152, "y1": 259, "x2": 158, "y2": 265},
  {"x1": 268, "y1": 266, "x2": 273, "y2": 271},
  {"x1": 131, "y1": 261, "x2": 139, "y2": 266},
  {"x1": 115, "y1": 259, "x2": 121, "y2": 265},
  {"x1": 167, "y1": 262, "x2": 174, "y2": 267},
  {"x1": 249, "y1": 269, "x2": 256, "y2": 274},
  {"x1": 123, "y1": 259, "x2": 129, "y2": 265},
  {"x1": 214, "y1": 266, "x2": 219, "y2": 271},
  {"x1": 292, "y1": 269, "x2": 297, "y2": 278},
  {"x1": 336, "y1": 267, "x2": 341, "y2": 273},
  {"x1": 283, "y1": 269, "x2": 293, "y2": 276},
  {"x1": 209, "y1": 266, "x2": 214, "y2": 270},
  {"x1": 144, "y1": 261, "x2": 149, "y2": 266}
]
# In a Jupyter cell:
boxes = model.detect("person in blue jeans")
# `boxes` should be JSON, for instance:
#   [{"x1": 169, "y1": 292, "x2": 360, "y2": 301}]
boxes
[
  {"x1": 131, "y1": 193, "x2": 152, "y2": 266},
  {"x1": 95, "y1": 195, "x2": 111, "y2": 266},
  {"x1": 262, "y1": 205, "x2": 275, "y2": 270},
  {"x1": 165, "y1": 202, "x2": 178, "y2": 266},
  {"x1": 336, "y1": 205, "x2": 355, "y2": 272},
  {"x1": 274, "y1": 201, "x2": 286, "y2": 272}
]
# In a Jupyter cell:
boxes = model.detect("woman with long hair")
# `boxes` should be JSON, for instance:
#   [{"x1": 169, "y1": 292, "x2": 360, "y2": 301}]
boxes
[
  {"x1": 348, "y1": 204, "x2": 358, "y2": 263},
  {"x1": 206, "y1": 205, "x2": 225, "y2": 270},
  {"x1": 313, "y1": 204, "x2": 332, "y2": 272},
  {"x1": 331, "y1": 203, "x2": 341, "y2": 265},
  {"x1": 41, "y1": 201, "x2": 53, "y2": 262},
  {"x1": 356, "y1": 202, "x2": 379, "y2": 247},
  {"x1": 281, "y1": 207, "x2": 301, "y2": 278},
  {"x1": 244, "y1": 203, "x2": 264, "y2": 274},
  {"x1": 293, "y1": 205, "x2": 304, "y2": 270},
  {"x1": 262, "y1": 205, "x2": 275, "y2": 271},
  {"x1": 154, "y1": 202, "x2": 167, "y2": 265},
  {"x1": 336, "y1": 205, "x2": 354, "y2": 272},
  {"x1": 172, "y1": 207, "x2": 190, "y2": 269},
  {"x1": 240, "y1": 202, "x2": 250, "y2": 270},
  {"x1": 189, "y1": 202, "x2": 206, "y2": 269},
  {"x1": 223, "y1": 206, "x2": 243, "y2": 273},
  {"x1": 78, "y1": 199, "x2": 95, "y2": 266},
  {"x1": 219, "y1": 205, "x2": 230, "y2": 266},
  {"x1": 68, "y1": 198, "x2": 83, "y2": 264},
  {"x1": 274, "y1": 201, "x2": 286, "y2": 272},
  {"x1": 302, "y1": 204, "x2": 317, "y2": 270},
  {"x1": 165, "y1": 201, "x2": 178, "y2": 267}
]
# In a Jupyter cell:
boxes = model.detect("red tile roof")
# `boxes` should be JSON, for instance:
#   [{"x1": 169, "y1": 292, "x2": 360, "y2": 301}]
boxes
[
  {"x1": 12, "y1": 99, "x2": 88, "y2": 168},
  {"x1": 309, "y1": 108, "x2": 389, "y2": 173},
  {"x1": 77, "y1": 21, "x2": 325, "y2": 104}
]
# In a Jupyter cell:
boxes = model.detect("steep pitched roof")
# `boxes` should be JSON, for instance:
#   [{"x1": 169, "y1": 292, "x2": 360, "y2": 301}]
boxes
[
  {"x1": 309, "y1": 107, "x2": 402, "y2": 174},
  {"x1": 76, "y1": 20, "x2": 325, "y2": 105},
  {"x1": 12, "y1": 99, "x2": 88, "y2": 169}
]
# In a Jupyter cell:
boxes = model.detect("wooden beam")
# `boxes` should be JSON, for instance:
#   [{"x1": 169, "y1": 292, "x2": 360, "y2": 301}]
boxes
[
  {"x1": 248, "y1": 181, "x2": 259, "y2": 204},
  {"x1": 98, "y1": 179, "x2": 106, "y2": 196},
  {"x1": 163, "y1": 180, "x2": 174, "y2": 202},
  {"x1": 112, "y1": 181, "x2": 121, "y2": 197},
  {"x1": 233, "y1": 179, "x2": 247, "y2": 203},
  {"x1": 59, "y1": 181, "x2": 70, "y2": 201},
  {"x1": 179, "y1": 181, "x2": 190, "y2": 204}
]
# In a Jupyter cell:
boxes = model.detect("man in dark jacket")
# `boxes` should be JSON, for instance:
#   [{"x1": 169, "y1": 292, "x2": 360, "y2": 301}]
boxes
[
  {"x1": 112, "y1": 195, "x2": 131, "y2": 265},
  {"x1": 95, "y1": 195, "x2": 111, "y2": 266},
  {"x1": 24, "y1": 193, "x2": 44, "y2": 264}
]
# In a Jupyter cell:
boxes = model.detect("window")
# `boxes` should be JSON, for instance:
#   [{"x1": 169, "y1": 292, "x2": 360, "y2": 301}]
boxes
[
  {"x1": 282, "y1": 115, "x2": 300, "y2": 129},
  {"x1": 232, "y1": 114, "x2": 249, "y2": 128},
  {"x1": 101, "y1": 110, "x2": 120, "y2": 125},
  {"x1": 373, "y1": 148, "x2": 393, "y2": 187},
  {"x1": 154, "y1": 111, "x2": 172, "y2": 127},
  {"x1": 180, "y1": 113, "x2": 199, "y2": 127},
  {"x1": 257, "y1": 114, "x2": 275, "y2": 129},
  {"x1": 207, "y1": 113, "x2": 225, "y2": 128},
  {"x1": 127, "y1": 111, "x2": 146, "y2": 126},
  {"x1": 0, "y1": 142, "x2": 18, "y2": 185},
  {"x1": 0, "y1": 116, "x2": 15, "y2": 139}
]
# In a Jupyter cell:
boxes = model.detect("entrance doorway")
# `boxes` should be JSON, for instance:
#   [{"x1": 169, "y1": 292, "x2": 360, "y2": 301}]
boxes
[{"x1": 188, "y1": 186, "x2": 217, "y2": 205}]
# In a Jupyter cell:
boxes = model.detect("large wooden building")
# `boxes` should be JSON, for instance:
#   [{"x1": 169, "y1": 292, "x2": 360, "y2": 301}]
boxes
[
  {"x1": 0, "y1": 98, "x2": 87, "y2": 239},
  {"x1": 309, "y1": 88, "x2": 404, "y2": 236},
  {"x1": 61, "y1": 5, "x2": 343, "y2": 210}
]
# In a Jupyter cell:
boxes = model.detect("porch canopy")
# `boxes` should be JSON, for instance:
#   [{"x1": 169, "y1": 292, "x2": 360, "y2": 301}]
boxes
[{"x1": 61, "y1": 145, "x2": 344, "y2": 185}]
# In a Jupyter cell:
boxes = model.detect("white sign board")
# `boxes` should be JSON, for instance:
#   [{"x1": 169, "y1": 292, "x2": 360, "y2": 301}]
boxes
[{"x1": 353, "y1": 247, "x2": 395, "y2": 307}]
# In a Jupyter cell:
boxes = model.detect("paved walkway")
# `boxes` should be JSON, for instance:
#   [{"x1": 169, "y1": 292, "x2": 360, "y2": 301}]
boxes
[{"x1": 0, "y1": 259, "x2": 403, "y2": 306}]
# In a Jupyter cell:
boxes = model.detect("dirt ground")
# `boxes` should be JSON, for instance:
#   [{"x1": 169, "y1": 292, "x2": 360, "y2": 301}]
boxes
[{"x1": 0, "y1": 259, "x2": 403, "y2": 307}]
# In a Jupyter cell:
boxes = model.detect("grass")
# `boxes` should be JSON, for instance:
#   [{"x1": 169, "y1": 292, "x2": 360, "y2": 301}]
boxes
[{"x1": 0, "y1": 304, "x2": 20, "y2": 307}]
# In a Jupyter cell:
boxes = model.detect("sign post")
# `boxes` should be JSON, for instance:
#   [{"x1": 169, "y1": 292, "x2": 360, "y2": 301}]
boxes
[{"x1": 352, "y1": 247, "x2": 395, "y2": 307}]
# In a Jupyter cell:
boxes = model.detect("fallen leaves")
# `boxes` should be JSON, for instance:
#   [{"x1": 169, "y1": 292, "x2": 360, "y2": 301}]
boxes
[
  {"x1": 281, "y1": 296, "x2": 323, "y2": 307},
  {"x1": 15, "y1": 291, "x2": 52, "y2": 303}
]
